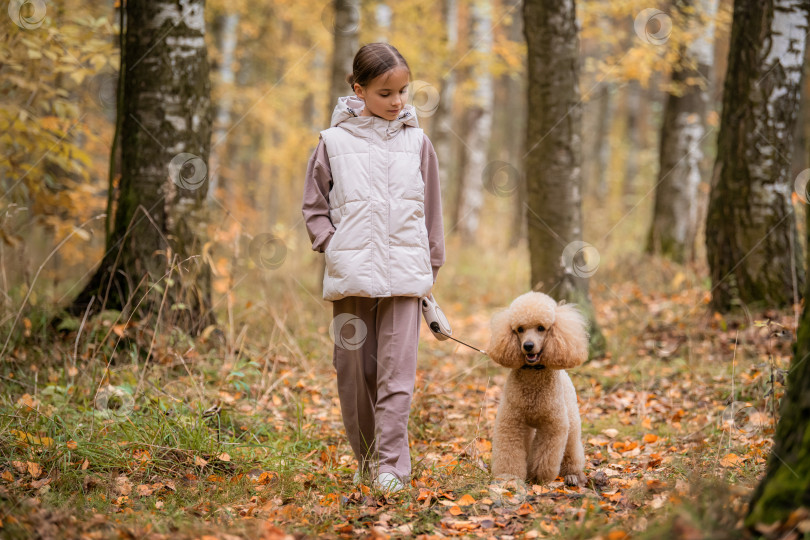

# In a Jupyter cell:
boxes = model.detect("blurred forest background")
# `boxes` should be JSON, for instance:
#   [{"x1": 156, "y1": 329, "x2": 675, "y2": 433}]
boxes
[{"x1": 2, "y1": 0, "x2": 810, "y2": 538}]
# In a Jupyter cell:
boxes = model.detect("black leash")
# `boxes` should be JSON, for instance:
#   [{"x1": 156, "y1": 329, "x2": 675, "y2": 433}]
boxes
[{"x1": 428, "y1": 323, "x2": 488, "y2": 355}]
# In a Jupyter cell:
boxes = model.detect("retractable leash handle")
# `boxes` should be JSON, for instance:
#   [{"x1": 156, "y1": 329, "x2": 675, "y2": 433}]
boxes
[
  {"x1": 420, "y1": 294, "x2": 488, "y2": 355},
  {"x1": 420, "y1": 294, "x2": 452, "y2": 340}
]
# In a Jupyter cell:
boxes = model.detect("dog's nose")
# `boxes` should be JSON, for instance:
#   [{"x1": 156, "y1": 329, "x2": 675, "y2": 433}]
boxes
[{"x1": 523, "y1": 341, "x2": 534, "y2": 352}]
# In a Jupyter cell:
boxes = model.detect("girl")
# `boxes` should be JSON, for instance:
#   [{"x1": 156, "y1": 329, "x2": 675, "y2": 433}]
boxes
[{"x1": 301, "y1": 43, "x2": 445, "y2": 493}]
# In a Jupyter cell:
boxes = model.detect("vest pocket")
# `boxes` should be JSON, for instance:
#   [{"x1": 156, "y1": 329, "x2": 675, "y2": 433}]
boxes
[
  {"x1": 324, "y1": 242, "x2": 344, "y2": 279},
  {"x1": 389, "y1": 200, "x2": 424, "y2": 247}
]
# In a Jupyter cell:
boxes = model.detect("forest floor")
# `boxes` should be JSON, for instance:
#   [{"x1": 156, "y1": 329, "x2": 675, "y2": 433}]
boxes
[{"x1": 0, "y1": 242, "x2": 799, "y2": 540}]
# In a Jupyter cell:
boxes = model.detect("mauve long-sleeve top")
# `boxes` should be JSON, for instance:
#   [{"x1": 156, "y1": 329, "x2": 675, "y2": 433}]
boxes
[{"x1": 301, "y1": 134, "x2": 445, "y2": 282}]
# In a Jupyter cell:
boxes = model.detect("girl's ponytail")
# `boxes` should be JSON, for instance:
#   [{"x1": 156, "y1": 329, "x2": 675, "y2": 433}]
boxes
[{"x1": 345, "y1": 72, "x2": 355, "y2": 88}]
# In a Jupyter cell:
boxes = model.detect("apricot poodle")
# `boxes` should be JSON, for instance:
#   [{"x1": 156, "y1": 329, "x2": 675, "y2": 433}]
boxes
[{"x1": 488, "y1": 291, "x2": 589, "y2": 486}]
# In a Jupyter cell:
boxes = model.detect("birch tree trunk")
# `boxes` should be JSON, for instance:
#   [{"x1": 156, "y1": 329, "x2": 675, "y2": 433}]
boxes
[
  {"x1": 524, "y1": 0, "x2": 605, "y2": 356},
  {"x1": 705, "y1": 0, "x2": 807, "y2": 311},
  {"x1": 208, "y1": 10, "x2": 239, "y2": 205},
  {"x1": 375, "y1": 2, "x2": 392, "y2": 41},
  {"x1": 328, "y1": 0, "x2": 359, "y2": 119},
  {"x1": 432, "y1": 0, "x2": 458, "y2": 199},
  {"x1": 647, "y1": 0, "x2": 717, "y2": 262},
  {"x1": 67, "y1": 0, "x2": 215, "y2": 334},
  {"x1": 458, "y1": 0, "x2": 494, "y2": 242}
]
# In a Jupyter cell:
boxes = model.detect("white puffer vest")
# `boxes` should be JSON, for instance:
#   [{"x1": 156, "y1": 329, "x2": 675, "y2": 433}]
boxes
[{"x1": 320, "y1": 95, "x2": 433, "y2": 301}]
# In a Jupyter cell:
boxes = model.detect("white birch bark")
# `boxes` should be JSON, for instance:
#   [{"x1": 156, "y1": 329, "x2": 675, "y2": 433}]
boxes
[
  {"x1": 208, "y1": 11, "x2": 239, "y2": 204},
  {"x1": 458, "y1": 0, "x2": 493, "y2": 241},
  {"x1": 706, "y1": 0, "x2": 808, "y2": 310},
  {"x1": 647, "y1": 0, "x2": 717, "y2": 262}
]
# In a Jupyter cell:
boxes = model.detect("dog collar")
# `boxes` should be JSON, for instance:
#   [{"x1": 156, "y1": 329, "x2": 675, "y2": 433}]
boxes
[{"x1": 520, "y1": 363, "x2": 546, "y2": 370}]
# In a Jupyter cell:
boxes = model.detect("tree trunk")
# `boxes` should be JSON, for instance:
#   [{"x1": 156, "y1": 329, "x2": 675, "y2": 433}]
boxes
[
  {"x1": 375, "y1": 2, "x2": 392, "y2": 41},
  {"x1": 208, "y1": 10, "x2": 239, "y2": 204},
  {"x1": 591, "y1": 83, "x2": 614, "y2": 199},
  {"x1": 499, "y1": 0, "x2": 528, "y2": 246},
  {"x1": 524, "y1": 0, "x2": 605, "y2": 356},
  {"x1": 327, "y1": 0, "x2": 360, "y2": 121},
  {"x1": 746, "y1": 202, "x2": 810, "y2": 528},
  {"x1": 67, "y1": 0, "x2": 215, "y2": 334},
  {"x1": 706, "y1": 0, "x2": 807, "y2": 312},
  {"x1": 622, "y1": 80, "x2": 642, "y2": 209},
  {"x1": 457, "y1": 0, "x2": 494, "y2": 242},
  {"x1": 647, "y1": 0, "x2": 717, "y2": 263},
  {"x1": 432, "y1": 0, "x2": 458, "y2": 200},
  {"x1": 319, "y1": 0, "x2": 360, "y2": 294}
]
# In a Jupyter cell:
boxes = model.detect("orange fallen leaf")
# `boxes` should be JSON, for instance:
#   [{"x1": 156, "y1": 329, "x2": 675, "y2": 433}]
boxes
[
  {"x1": 516, "y1": 502, "x2": 534, "y2": 515},
  {"x1": 720, "y1": 453, "x2": 745, "y2": 467},
  {"x1": 457, "y1": 493, "x2": 476, "y2": 506},
  {"x1": 643, "y1": 433, "x2": 659, "y2": 444},
  {"x1": 450, "y1": 520, "x2": 478, "y2": 531},
  {"x1": 606, "y1": 530, "x2": 629, "y2": 539},
  {"x1": 449, "y1": 505, "x2": 463, "y2": 516},
  {"x1": 26, "y1": 461, "x2": 41, "y2": 479},
  {"x1": 416, "y1": 488, "x2": 436, "y2": 502},
  {"x1": 257, "y1": 471, "x2": 278, "y2": 485}
]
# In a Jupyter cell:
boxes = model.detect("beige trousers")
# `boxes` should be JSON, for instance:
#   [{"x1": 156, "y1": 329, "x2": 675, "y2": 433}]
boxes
[{"x1": 331, "y1": 296, "x2": 420, "y2": 482}]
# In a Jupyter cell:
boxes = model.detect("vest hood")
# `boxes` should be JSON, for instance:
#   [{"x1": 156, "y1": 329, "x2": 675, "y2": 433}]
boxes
[{"x1": 329, "y1": 95, "x2": 420, "y2": 139}]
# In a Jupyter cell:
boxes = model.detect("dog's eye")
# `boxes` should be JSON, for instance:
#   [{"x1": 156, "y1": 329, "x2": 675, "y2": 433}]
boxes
[
  {"x1": 516, "y1": 327, "x2": 524, "y2": 333},
  {"x1": 537, "y1": 325, "x2": 545, "y2": 332}
]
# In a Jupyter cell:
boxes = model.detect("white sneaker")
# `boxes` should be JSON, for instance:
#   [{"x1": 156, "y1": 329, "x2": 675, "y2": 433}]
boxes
[{"x1": 372, "y1": 472, "x2": 405, "y2": 493}]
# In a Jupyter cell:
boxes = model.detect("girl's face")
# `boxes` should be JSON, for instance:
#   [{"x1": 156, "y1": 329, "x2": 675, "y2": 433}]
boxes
[{"x1": 353, "y1": 66, "x2": 410, "y2": 121}]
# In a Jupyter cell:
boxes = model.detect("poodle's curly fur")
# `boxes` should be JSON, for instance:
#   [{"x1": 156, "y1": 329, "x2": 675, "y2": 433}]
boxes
[{"x1": 488, "y1": 291, "x2": 589, "y2": 486}]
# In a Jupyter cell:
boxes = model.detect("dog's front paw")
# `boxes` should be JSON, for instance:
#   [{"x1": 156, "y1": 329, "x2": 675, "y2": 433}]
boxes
[{"x1": 564, "y1": 473, "x2": 586, "y2": 487}]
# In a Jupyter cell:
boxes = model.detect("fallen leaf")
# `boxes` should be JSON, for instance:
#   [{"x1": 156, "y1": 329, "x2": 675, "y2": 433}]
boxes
[
  {"x1": 457, "y1": 493, "x2": 476, "y2": 506},
  {"x1": 26, "y1": 461, "x2": 42, "y2": 479},
  {"x1": 720, "y1": 453, "x2": 744, "y2": 467},
  {"x1": 516, "y1": 502, "x2": 534, "y2": 515},
  {"x1": 113, "y1": 475, "x2": 132, "y2": 496}
]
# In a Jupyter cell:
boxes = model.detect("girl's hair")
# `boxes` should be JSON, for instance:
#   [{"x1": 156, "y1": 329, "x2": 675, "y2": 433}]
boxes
[{"x1": 345, "y1": 43, "x2": 410, "y2": 88}]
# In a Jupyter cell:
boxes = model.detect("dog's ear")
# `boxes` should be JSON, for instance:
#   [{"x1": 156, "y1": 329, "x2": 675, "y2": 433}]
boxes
[
  {"x1": 487, "y1": 308, "x2": 524, "y2": 369},
  {"x1": 542, "y1": 303, "x2": 589, "y2": 369}
]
